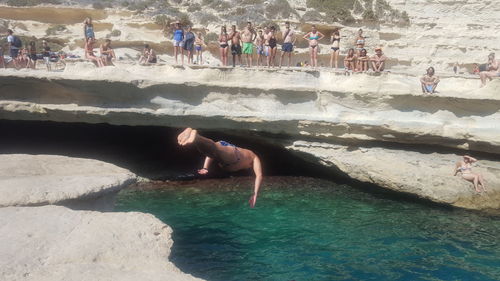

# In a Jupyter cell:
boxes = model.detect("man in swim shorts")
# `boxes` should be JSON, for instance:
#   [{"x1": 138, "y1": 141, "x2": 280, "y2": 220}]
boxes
[
  {"x1": 420, "y1": 66, "x2": 440, "y2": 94},
  {"x1": 279, "y1": 21, "x2": 296, "y2": 68},
  {"x1": 241, "y1": 22, "x2": 256, "y2": 67},
  {"x1": 177, "y1": 128, "x2": 263, "y2": 208},
  {"x1": 229, "y1": 25, "x2": 242, "y2": 67}
]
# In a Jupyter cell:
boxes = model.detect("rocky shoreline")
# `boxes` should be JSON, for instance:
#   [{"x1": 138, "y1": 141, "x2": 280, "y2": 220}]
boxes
[{"x1": 0, "y1": 154, "x2": 201, "y2": 281}]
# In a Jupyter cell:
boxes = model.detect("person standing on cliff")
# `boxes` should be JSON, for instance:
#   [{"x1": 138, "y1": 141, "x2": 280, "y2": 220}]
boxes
[
  {"x1": 83, "y1": 17, "x2": 95, "y2": 42},
  {"x1": 279, "y1": 21, "x2": 295, "y2": 68},
  {"x1": 177, "y1": 128, "x2": 263, "y2": 208},
  {"x1": 241, "y1": 22, "x2": 256, "y2": 67},
  {"x1": 229, "y1": 25, "x2": 243, "y2": 67},
  {"x1": 420, "y1": 67, "x2": 440, "y2": 94}
]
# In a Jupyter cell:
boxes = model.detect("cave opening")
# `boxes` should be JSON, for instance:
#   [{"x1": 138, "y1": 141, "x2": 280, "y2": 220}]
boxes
[{"x1": 0, "y1": 119, "x2": 338, "y2": 181}]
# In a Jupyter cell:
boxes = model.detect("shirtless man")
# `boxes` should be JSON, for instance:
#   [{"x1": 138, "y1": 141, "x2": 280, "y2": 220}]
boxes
[
  {"x1": 254, "y1": 29, "x2": 265, "y2": 67},
  {"x1": 100, "y1": 39, "x2": 116, "y2": 66},
  {"x1": 371, "y1": 47, "x2": 387, "y2": 72},
  {"x1": 420, "y1": 67, "x2": 440, "y2": 94},
  {"x1": 279, "y1": 21, "x2": 296, "y2": 68},
  {"x1": 241, "y1": 22, "x2": 256, "y2": 67},
  {"x1": 229, "y1": 25, "x2": 242, "y2": 67},
  {"x1": 479, "y1": 53, "x2": 500, "y2": 87},
  {"x1": 177, "y1": 128, "x2": 263, "y2": 208}
]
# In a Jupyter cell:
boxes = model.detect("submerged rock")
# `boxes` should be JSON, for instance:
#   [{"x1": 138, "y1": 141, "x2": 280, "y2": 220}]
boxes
[
  {"x1": 0, "y1": 154, "x2": 136, "y2": 209},
  {"x1": 0, "y1": 205, "x2": 202, "y2": 281},
  {"x1": 289, "y1": 141, "x2": 500, "y2": 210}
]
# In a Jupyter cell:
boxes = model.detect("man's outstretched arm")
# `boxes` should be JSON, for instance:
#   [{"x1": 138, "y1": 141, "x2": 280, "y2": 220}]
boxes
[
  {"x1": 249, "y1": 156, "x2": 263, "y2": 208},
  {"x1": 198, "y1": 157, "x2": 213, "y2": 175}
]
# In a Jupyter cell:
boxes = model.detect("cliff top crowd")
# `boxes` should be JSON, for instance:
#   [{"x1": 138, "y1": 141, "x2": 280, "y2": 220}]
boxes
[{"x1": 2, "y1": 17, "x2": 499, "y2": 89}]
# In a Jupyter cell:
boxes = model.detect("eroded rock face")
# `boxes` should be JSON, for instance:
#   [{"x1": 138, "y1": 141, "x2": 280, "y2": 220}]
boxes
[
  {"x1": 289, "y1": 141, "x2": 500, "y2": 210},
  {"x1": 0, "y1": 154, "x2": 136, "y2": 208},
  {"x1": 0, "y1": 205, "x2": 202, "y2": 281}
]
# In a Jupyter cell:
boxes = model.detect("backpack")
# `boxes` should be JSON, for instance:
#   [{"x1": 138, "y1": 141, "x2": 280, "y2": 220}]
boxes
[{"x1": 12, "y1": 36, "x2": 22, "y2": 48}]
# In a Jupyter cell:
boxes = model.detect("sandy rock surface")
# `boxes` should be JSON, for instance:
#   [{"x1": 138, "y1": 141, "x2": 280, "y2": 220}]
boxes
[
  {"x1": 0, "y1": 154, "x2": 136, "y2": 207},
  {"x1": 0, "y1": 205, "x2": 201, "y2": 281},
  {"x1": 289, "y1": 141, "x2": 500, "y2": 210}
]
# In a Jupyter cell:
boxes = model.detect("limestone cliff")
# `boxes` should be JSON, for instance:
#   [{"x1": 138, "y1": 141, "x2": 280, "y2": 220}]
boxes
[{"x1": 1, "y1": 64, "x2": 499, "y2": 210}]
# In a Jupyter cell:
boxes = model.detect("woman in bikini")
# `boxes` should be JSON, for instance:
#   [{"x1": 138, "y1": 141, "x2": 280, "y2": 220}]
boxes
[
  {"x1": 219, "y1": 26, "x2": 229, "y2": 66},
  {"x1": 454, "y1": 155, "x2": 486, "y2": 193},
  {"x1": 344, "y1": 48, "x2": 356, "y2": 72},
  {"x1": 354, "y1": 29, "x2": 365, "y2": 56},
  {"x1": 27, "y1": 41, "x2": 37, "y2": 69},
  {"x1": 177, "y1": 128, "x2": 263, "y2": 208},
  {"x1": 266, "y1": 26, "x2": 278, "y2": 67},
  {"x1": 85, "y1": 37, "x2": 104, "y2": 67},
  {"x1": 303, "y1": 25, "x2": 324, "y2": 68},
  {"x1": 330, "y1": 29, "x2": 341, "y2": 69},
  {"x1": 356, "y1": 48, "x2": 369, "y2": 72}
]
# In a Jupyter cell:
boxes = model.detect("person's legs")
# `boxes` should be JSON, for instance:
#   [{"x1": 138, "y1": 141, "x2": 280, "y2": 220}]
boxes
[
  {"x1": 478, "y1": 174, "x2": 486, "y2": 191},
  {"x1": 287, "y1": 52, "x2": 292, "y2": 67},
  {"x1": 334, "y1": 50, "x2": 339, "y2": 69},
  {"x1": 174, "y1": 46, "x2": 178, "y2": 64},
  {"x1": 330, "y1": 51, "x2": 334, "y2": 68},
  {"x1": 309, "y1": 47, "x2": 313, "y2": 67},
  {"x1": 462, "y1": 174, "x2": 480, "y2": 192},
  {"x1": 421, "y1": 83, "x2": 427, "y2": 93},
  {"x1": 178, "y1": 128, "x2": 220, "y2": 159}
]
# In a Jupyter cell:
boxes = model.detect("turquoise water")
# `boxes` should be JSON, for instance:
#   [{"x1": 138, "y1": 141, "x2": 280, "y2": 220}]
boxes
[{"x1": 116, "y1": 177, "x2": 500, "y2": 281}]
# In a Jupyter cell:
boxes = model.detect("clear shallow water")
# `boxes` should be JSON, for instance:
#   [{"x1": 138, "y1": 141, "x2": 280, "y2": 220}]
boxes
[{"x1": 116, "y1": 177, "x2": 500, "y2": 281}]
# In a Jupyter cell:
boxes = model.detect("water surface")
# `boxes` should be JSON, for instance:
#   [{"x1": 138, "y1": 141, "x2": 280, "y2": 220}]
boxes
[{"x1": 116, "y1": 177, "x2": 500, "y2": 281}]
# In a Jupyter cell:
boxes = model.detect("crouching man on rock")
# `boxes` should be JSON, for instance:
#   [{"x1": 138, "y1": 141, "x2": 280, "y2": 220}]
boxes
[{"x1": 177, "y1": 128, "x2": 263, "y2": 208}]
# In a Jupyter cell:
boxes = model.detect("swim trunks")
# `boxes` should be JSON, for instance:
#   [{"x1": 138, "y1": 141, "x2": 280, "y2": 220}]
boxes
[
  {"x1": 282, "y1": 42, "x2": 293, "y2": 52},
  {"x1": 173, "y1": 40, "x2": 183, "y2": 47},
  {"x1": 243, "y1": 42, "x2": 253, "y2": 54},
  {"x1": 425, "y1": 85, "x2": 433, "y2": 92},
  {"x1": 10, "y1": 49, "x2": 19, "y2": 59},
  {"x1": 256, "y1": 46, "x2": 264, "y2": 55},
  {"x1": 231, "y1": 44, "x2": 242, "y2": 55},
  {"x1": 195, "y1": 45, "x2": 202, "y2": 51},
  {"x1": 218, "y1": 140, "x2": 235, "y2": 147}
]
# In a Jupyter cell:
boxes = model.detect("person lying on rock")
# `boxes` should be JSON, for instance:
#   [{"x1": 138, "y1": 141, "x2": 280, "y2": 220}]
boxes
[
  {"x1": 177, "y1": 128, "x2": 263, "y2": 208},
  {"x1": 454, "y1": 155, "x2": 486, "y2": 193},
  {"x1": 420, "y1": 66, "x2": 440, "y2": 94}
]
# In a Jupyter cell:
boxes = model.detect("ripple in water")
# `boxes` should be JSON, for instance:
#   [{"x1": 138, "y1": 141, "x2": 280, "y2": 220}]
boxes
[{"x1": 115, "y1": 177, "x2": 500, "y2": 281}]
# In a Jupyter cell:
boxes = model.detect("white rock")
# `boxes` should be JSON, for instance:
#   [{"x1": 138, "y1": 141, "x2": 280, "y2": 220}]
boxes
[
  {"x1": 0, "y1": 154, "x2": 136, "y2": 207},
  {"x1": 289, "y1": 141, "x2": 500, "y2": 210},
  {"x1": 0, "y1": 205, "x2": 202, "y2": 281}
]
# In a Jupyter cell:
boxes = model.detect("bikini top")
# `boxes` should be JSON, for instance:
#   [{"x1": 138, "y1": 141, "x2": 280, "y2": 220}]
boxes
[
  {"x1": 357, "y1": 38, "x2": 365, "y2": 44},
  {"x1": 309, "y1": 33, "x2": 320, "y2": 40},
  {"x1": 332, "y1": 37, "x2": 340, "y2": 42}
]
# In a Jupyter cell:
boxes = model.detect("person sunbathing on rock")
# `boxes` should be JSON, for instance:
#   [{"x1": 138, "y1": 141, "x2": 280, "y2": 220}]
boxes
[
  {"x1": 479, "y1": 53, "x2": 500, "y2": 87},
  {"x1": 177, "y1": 128, "x2": 263, "y2": 208},
  {"x1": 85, "y1": 37, "x2": 104, "y2": 67},
  {"x1": 454, "y1": 155, "x2": 486, "y2": 193},
  {"x1": 420, "y1": 67, "x2": 440, "y2": 94}
]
